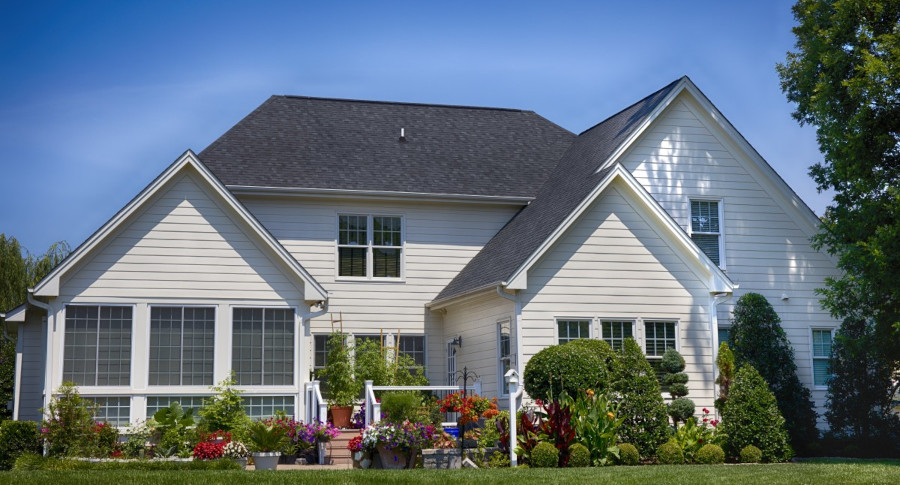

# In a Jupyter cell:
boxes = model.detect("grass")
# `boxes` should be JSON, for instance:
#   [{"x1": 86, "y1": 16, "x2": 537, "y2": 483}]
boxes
[{"x1": 2, "y1": 460, "x2": 899, "y2": 485}]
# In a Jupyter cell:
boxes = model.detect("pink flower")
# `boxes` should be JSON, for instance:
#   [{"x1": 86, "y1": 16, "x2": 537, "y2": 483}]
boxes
[{"x1": 702, "y1": 408, "x2": 709, "y2": 414}]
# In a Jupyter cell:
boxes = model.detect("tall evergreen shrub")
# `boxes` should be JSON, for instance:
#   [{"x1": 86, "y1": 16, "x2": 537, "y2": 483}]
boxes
[
  {"x1": 660, "y1": 348, "x2": 694, "y2": 426},
  {"x1": 720, "y1": 365, "x2": 793, "y2": 462},
  {"x1": 730, "y1": 293, "x2": 818, "y2": 453},
  {"x1": 613, "y1": 338, "x2": 669, "y2": 457}
]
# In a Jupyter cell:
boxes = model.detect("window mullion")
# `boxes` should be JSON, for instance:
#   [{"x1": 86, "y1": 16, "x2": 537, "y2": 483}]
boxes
[
  {"x1": 94, "y1": 307, "x2": 101, "y2": 386},
  {"x1": 261, "y1": 309, "x2": 266, "y2": 385},
  {"x1": 179, "y1": 307, "x2": 185, "y2": 386}
]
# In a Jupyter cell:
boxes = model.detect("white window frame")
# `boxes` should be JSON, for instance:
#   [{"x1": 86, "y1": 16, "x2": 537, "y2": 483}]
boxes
[
  {"x1": 641, "y1": 319, "x2": 681, "y2": 357},
  {"x1": 555, "y1": 317, "x2": 592, "y2": 345},
  {"x1": 335, "y1": 213, "x2": 405, "y2": 281},
  {"x1": 446, "y1": 338, "x2": 457, "y2": 386},
  {"x1": 688, "y1": 198, "x2": 726, "y2": 269},
  {"x1": 229, "y1": 305, "x2": 299, "y2": 388},
  {"x1": 147, "y1": 304, "x2": 217, "y2": 387},
  {"x1": 810, "y1": 327, "x2": 836, "y2": 390},
  {"x1": 497, "y1": 318, "x2": 513, "y2": 397},
  {"x1": 61, "y1": 303, "x2": 136, "y2": 388},
  {"x1": 599, "y1": 320, "x2": 636, "y2": 351}
]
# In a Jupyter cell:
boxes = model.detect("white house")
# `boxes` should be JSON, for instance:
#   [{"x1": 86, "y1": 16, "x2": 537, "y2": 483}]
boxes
[{"x1": 3, "y1": 77, "x2": 840, "y2": 426}]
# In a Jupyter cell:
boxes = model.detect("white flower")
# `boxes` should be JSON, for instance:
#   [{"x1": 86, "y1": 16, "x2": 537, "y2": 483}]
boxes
[{"x1": 223, "y1": 441, "x2": 249, "y2": 458}]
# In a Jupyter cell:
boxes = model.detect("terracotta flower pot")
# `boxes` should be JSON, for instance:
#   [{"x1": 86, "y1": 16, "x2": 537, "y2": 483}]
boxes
[{"x1": 330, "y1": 405, "x2": 353, "y2": 428}]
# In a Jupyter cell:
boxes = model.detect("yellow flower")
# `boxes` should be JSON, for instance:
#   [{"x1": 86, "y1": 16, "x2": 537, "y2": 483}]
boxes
[
  {"x1": 586, "y1": 389, "x2": 595, "y2": 397},
  {"x1": 607, "y1": 412, "x2": 615, "y2": 419}
]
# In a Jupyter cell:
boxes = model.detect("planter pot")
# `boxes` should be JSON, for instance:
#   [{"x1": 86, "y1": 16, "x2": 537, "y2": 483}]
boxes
[
  {"x1": 352, "y1": 450, "x2": 372, "y2": 469},
  {"x1": 330, "y1": 405, "x2": 353, "y2": 428},
  {"x1": 317, "y1": 440, "x2": 328, "y2": 465},
  {"x1": 251, "y1": 452, "x2": 281, "y2": 471},
  {"x1": 232, "y1": 457, "x2": 248, "y2": 469},
  {"x1": 376, "y1": 444, "x2": 410, "y2": 469},
  {"x1": 422, "y1": 448, "x2": 462, "y2": 469}
]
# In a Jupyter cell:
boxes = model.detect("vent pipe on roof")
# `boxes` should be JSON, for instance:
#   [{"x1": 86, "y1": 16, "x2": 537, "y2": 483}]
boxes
[{"x1": 399, "y1": 128, "x2": 407, "y2": 143}]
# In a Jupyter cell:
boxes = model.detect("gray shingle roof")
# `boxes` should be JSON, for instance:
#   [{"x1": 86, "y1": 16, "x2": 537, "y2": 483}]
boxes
[
  {"x1": 199, "y1": 96, "x2": 575, "y2": 198},
  {"x1": 433, "y1": 78, "x2": 681, "y2": 303}
]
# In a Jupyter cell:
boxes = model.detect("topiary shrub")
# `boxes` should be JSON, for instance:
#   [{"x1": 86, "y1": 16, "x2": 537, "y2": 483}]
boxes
[
  {"x1": 531, "y1": 441, "x2": 560, "y2": 468},
  {"x1": 695, "y1": 444, "x2": 725, "y2": 464},
  {"x1": 618, "y1": 443, "x2": 640, "y2": 466},
  {"x1": 720, "y1": 365, "x2": 793, "y2": 462},
  {"x1": 0, "y1": 421, "x2": 41, "y2": 470},
  {"x1": 740, "y1": 445, "x2": 763, "y2": 463},
  {"x1": 668, "y1": 399, "x2": 695, "y2": 427},
  {"x1": 567, "y1": 443, "x2": 590, "y2": 467},
  {"x1": 656, "y1": 442, "x2": 684, "y2": 464},
  {"x1": 730, "y1": 293, "x2": 818, "y2": 454},
  {"x1": 524, "y1": 339, "x2": 616, "y2": 402},
  {"x1": 613, "y1": 339, "x2": 670, "y2": 457},
  {"x1": 660, "y1": 348, "x2": 695, "y2": 426}
]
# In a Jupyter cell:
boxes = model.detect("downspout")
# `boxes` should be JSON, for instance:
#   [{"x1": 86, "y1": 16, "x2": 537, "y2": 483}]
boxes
[
  {"x1": 27, "y1": 290, "x2": 52, "y2": 420},
  {"x1": 496, "y1": 286, "x2": 524, "y2": 398}
]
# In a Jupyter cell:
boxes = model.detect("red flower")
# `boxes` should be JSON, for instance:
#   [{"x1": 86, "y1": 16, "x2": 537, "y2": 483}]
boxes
[{"x1": 702, "y1": 408, "x2": 710, "y2": 414}]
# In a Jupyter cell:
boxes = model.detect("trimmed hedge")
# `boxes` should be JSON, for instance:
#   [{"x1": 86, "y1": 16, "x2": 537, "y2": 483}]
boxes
[
  {"x1": 13, "y1": 454, "x2": 242, "y2": 471},
  {"x1": 0, "y1": 421, "x2": 42, "y2": 470},
  {"x1": 567, "y1": 443, "x2": 590, "y2": 468},
  {"x1": 656, "y1": 442, "x2": 683, "y2": 465},
  {"x1": 618, "y1": 443, "x2": 640, "y2": 466},
  {"x1": 531, "y1": 442, "x2": 559, "y2": 468},
  {"x1": 524, "y1": 339, "x2": 617, "y2": 402},
  {"x1": 740, "y1": 445, "x2": 763, "y2": 463},
  {"x1": 695, "y1": 444, "x2": 725, "y2": 464},
  {"x1": 720, "y1": 365, "x2": 793, "y2": 463}
]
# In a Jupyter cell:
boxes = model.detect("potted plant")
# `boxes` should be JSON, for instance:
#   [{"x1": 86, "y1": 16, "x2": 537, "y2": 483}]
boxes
[
  {"x1": 223, "y1": 440, "x2": 250, "y2": 468},
  {"x1": 299, "y1": 421, "x2": 341, "y2": 464},
  {"x1": 247, "y1": 420, "x2": 288, "y2": 470},
  {"x1": 321, "y1": 332, "x2": 356, "y2": 428},
  {"x1": 362, "y1": 421, "x2": 437, "y2": 469}
]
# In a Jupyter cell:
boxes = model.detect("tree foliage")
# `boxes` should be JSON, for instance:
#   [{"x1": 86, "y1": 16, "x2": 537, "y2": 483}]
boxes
[
  {"x1": 612, "y1": 338, "x2": 670, "y2": 457},
  {"x1": 730, "y1": 293, "x2": 818, "y2": 453},
  {"x1": 777, "y1": 0, "x2": 900, "y2": 385},
  {"x1": 714, "y1": 342, "x2": 735, "y2": 410}
]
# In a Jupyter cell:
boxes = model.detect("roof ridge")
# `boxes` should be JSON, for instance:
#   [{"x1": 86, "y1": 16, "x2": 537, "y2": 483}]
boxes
[
  {"x1": 276, "y1": 95, "x2": 530, "y2": 113},
  {"x1": 577, "y1": 77, "x2": 683, "y2": 136}
]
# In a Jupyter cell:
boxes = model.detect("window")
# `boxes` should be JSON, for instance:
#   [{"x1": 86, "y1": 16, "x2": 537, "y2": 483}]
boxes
[
  {"x1": 812, "y1": 329, "x2": 834, "y2": 388},
  {"x1": 557, "y1": 319, "x2": 590, "y2": 345},
  {"x1": 243, "y1": 396, "x2": 295, "y2": 420},
  {"x1": 338, "y1": 214, "x2": 403, "y2": 278},
  {"x1": 600, "y1": 321, "x2": 634, "y2": 351},
  {"x1": 718, "y1": 326, "x2": 732, "y2": 347},
  {"x1": 146, "y1": 396, "x2": 207, "y2": 417},
  {"x1": 398, "y1": 335, "x2": 426, "y2": 367},
  {"x1": 498, "y1": 319, "x2": 512, "y2": 396},
  {"x1": 644, "y1": 321, "x2": 678, "y2": 387},
  {"x1": 690, "y1": 200, "x2": 722, "y2": 266},
  {"x1": 447, "y1": 340, "x2": 457, "y2": 386},
  {"x1": 64, "y1": 305, "x2": 132, "y2": 386},
  {"x1": 232, "y1": 308, "x2": 294, "y2": 386},
  {"x1": 87, "y1": 397, "x2": 130, "y2": 427},
  {"x1": 150, "y1": 307, "x2": 215, "y2": 386}
]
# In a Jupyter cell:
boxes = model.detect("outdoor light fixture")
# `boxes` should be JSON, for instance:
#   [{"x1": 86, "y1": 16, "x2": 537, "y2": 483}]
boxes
[{"x1": 450, "y1": 335, "x2": 462, "y2": 349}]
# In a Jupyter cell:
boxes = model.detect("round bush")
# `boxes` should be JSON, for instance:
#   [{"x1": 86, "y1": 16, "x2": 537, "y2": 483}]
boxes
[
  {"x1": 0, "y1": 421, "x2": 42, "y2": 470},
  {"x1": 668, "y1": 397, "x2": 695, "y2": 424},
  {"x1": 720, "y1": 365, "x2": 793, "y2": 462},
  {"x1": 618, "y1": 443, "x2": 640, "y2": 465},
  {"x1": 524, "y1": 339, "x2": 616, "y2": 402},
  {"x1": 567, "y1": 443, "x2": 590, "y2": 467},
  {"x1": 695, "y1": 444, "x2": 725, "y2": 464},
  {"x1": 664, "y1": 373, "x2": 689, "y2": 385},
  {"x1": 668, "y1": 383, "x2": 689, "y2": 398},
  {"x1": 657, "y1": 442, "x2": 684, "y2": 465},
  {"x1": 661, "y1": 348, "x2": 685, "y2": 373},
  {"x1": 531, "y1": 441, "x2": 559, "y2": 468},
  {"x1": 740, "y1": 445, "x2": 763, "y2": 463}
]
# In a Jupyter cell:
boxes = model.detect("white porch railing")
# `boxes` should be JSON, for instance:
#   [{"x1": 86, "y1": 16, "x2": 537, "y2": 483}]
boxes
[
  {"x1": 304, "y1": 380, "x2": 328, "y2": 423},
  {"x1": 363, "y1": 380, "x2": 482, "y2": 427}
]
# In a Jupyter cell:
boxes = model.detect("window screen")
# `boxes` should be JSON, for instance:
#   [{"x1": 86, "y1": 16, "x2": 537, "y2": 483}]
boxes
[
  {"x1": 232, "y1": 308, "x2": 294, "y2": 386},
  {"x1": 150, "y1": 307, "x2": 215, "y2": 386},
  {"x1": 64, "y1": 306, "x2": 132, "y2": 386}
]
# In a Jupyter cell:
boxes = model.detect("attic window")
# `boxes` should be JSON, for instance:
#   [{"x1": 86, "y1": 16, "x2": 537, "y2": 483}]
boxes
[{"x1": 690, "y1": 200, "x2": 723, "y2": 267}]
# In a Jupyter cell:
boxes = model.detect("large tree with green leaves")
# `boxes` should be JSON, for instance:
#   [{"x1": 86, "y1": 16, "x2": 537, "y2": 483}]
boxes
[{"x1": 777, "y1": 0, "x2": 900, "y2": 378}]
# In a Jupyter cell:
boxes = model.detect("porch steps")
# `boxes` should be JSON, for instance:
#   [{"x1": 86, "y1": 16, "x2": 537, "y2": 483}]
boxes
[{"x1": 324, "y1": 429, "x2": 357, "y2": 467}]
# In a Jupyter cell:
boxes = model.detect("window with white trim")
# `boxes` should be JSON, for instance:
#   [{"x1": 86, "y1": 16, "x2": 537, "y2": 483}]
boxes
[
  {"x1": 63, "y1": 305, "x2": 132, "y2": 386},
  {"x1": 600, "y1": 321, "x2": 634, "y2": 351},
  {"x1": 243, "y1": 396, "x2": 295, "y2": 419},
  {"x1": 149, "y1": 307, "x2": 215, "y2": 386},
  {"x1": 557, "y1": 319, "x2": 591, "y2": 345},
  {"x1": 690, "y1": 200, "x2": 722, "y2": 266},
  {"x1": 87, "y1": 396, "x2": 131, "y2": 427},
  {"x1": 146, "y1": 396, "x2": 207, "y2": 417},
  {"x1": 644, "y1": 321, "x2": 678, "y2": 387},
  {"x1": 811, "y1": 329, "x2": 834, "y2": 388},
  {"x1": 232, "y1": 308, "x2": 294, "y2": 386},
  {"x1": 718, "y1": 326, "x2": 732, "y2": 347},
  {"x1": 498, "y1": 319, "x2": 512, "y2": 396},
  {"x1": 338, "y1": 214, "x2": 403, "y2": 278}
]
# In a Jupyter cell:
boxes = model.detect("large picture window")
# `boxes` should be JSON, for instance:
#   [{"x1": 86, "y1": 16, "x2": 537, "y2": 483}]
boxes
[
  {"x1": 690, "y1": 200, "x2": 722, "y2": 266},
  {"x1": 150, "y1": 307, "x2": 215, "y2": 386},
  {"x1": 64, "y1": 305, "x2": 132, "y2": 386},
  {"x1": 232, "y1": 308, "x2": 295, "y2": 386},
  {"x1": 338, "y1": 214, "x2": 403, "y2": 278}
]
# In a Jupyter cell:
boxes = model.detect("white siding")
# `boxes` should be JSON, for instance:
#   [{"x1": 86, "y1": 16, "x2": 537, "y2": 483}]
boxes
[
  {"x1": 442, "y1": 292, "x2": 515, "y2": 398},
  {"x1": 520, "y1": 182, "x2": 715, "y2": 409},
  {"x1": 241, "y1": 196, "x2": 520, "y2": 385},
  {"x1": 17, "y1": 312, "x2": 45, "y2": 422},
  {"x1": 621, "y1": 93, "x2": 841, "y2": 416}
]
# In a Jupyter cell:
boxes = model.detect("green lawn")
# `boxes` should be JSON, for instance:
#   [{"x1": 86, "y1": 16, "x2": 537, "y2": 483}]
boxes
[{"x1": 2, "y1": 461, "x2": 899, "y2": 485}]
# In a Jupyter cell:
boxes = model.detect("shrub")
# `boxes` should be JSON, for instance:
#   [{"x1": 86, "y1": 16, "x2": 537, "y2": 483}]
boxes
[
  {"x1": 668, "y1": 399, "x2": 695, "y2": 427},
  {"x1": 660, "y1": 348, "x2": 694, "y2": 426},
  {"x1": 531, "y1": 441, "x2": 559, "y2": 468},
  {"x1": 486, "y1": 450, "x2": 510, "y2": 468},
  {"x1": 121, "y1": 420, "x2": 152, "y2": 458},
  {"x1": 524, "y1": 339, "x2": 617, "y2": 402},
  {"x1": 613, "y1": 339, "x2": 670, "y2": 457},
  {"x1": 381, "y1": 392, "x2": 422, "y2": 424},
  {"x1": 0, "y1": 421, "x2": 41, "y2": 470},
  {"x1": 322, "y1": 332, "x2": 356, "y2": 407},
  {"x1": 740, "y1": 445, "x2": 763, "y2": 463},
  {"x1": 13, "y1": 453, "x2": 241, "y2": 470},
  {"x1": 41, "y1": 383, "x2": 100, "y2": 457},
  {"x1": 670, "y1": 411, "x2": 719, "y2": 464},
  {"x1": 198, "y1": 374, "x2": 250, "y2": 434},
  {"x1": 567, "y1": 390, "x2": 622, "y2": 466},
  {"x1": 695, "y1": 444, "x2": 725, "y2": 464},
  {"x1": 192, "y1": 440, "x2": 226, "y2": 460},
  {"x1": 719, "y1": 365, "x2": 793, "y2": 462},
  {"x1": 715, "y1": 342, "x2": 735, "y2": 410},
  {"x1": 618, "y1": 443, "x2": 640, "y2": 465},
  {"x1": 567, "y1": 443, "x2": 590, "y2": 467},
  {"x1": 354, "y1": 338, "x2": 428, "y2": 392},
  {"x1": 656, "y1": 442, "x2": 683, "y2": 464},
  {"x1": 730, "y1": 293, "x2": 818, "y2": 453}
]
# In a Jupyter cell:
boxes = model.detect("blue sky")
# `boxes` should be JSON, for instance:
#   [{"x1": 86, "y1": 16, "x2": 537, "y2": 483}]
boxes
[{"x1": 0, "y1": 1, "x2": 826, "y2": 253}]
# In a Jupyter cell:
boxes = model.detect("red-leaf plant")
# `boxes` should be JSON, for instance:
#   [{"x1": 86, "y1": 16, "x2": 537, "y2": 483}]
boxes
[{"x1": 537, "y1": 399, "x2": 576, "y2": 467}]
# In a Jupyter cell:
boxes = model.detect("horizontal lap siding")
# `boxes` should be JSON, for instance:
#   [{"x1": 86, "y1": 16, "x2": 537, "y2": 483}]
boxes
[
  {"x1": 17, "y1": 313, "x2": 45, "y2": 422},
  {"x1": 622, "y1": 94, "x2": 841, "y2": 417},
  {"x1": 520, "y1": 183, "x2": 714, "y2": 407},
  {"x1": 60, "y1": 173, "x2": 302, "y2": 303},
  {"x1": 242, "y1": 197, "x2": 519, "y2": 385},
  {"x1": 442, "y1": 294, "x2": 514, "y2": 398}
]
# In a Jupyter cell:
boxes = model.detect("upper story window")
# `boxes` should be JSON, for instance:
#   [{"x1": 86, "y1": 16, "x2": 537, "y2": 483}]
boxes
[
  {"x1": 600, "y1": 320, "x2": 634, "y2": 351},
  {"x1": 63, "y1": 305, "x2": 132, "y2": 386},
  {"x1": 811, "y1": 328, "x2": 834, "y2": 388},
  {"x1": 690, "y1": 200, "x2": 723, "y2": 267},
  {"x1": 338, "y1": 214, "x2": 403, "y2": 279},
  {"x1": 149, "y1": 306, "x2": 215, "y2": 386},
  {"x1": 557, "y1": 319, "x2": 590, "y2": 345},
  {"x1": 232, "y1": 308, "x2": 294, "y2": 386}
]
